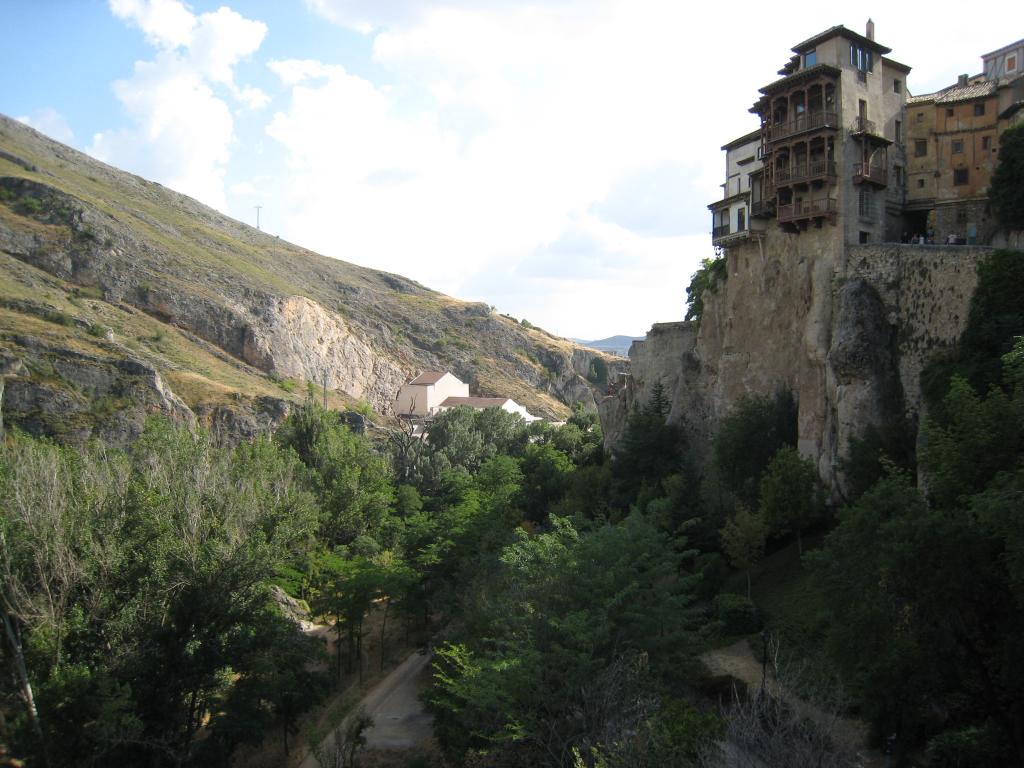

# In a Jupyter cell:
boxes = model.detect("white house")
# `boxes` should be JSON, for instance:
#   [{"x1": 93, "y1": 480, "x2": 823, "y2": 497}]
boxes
[
  {"x1": 395, "y1": 371, "x2": 470, "y2": 417},
  {"x1": 437, "y1": 396, "x2": 540, "y2": 422}
]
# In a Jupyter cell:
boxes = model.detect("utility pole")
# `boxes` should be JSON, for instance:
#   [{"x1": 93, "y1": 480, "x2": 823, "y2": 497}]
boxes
[{"x1": 254, "y1": 205, "x2": 262, "y2": 230}]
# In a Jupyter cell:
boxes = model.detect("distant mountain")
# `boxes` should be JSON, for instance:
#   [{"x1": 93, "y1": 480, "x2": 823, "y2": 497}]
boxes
[
  {"x1": 571, "y1": 335, "x2": 642, "y2": 357},
  {"x1": 0, "y1": 114, "x2": 624, "y2": 445}
]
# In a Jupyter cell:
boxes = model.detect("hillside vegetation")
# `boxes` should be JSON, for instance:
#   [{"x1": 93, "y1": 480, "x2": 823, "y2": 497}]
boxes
[{"x1": 0, "y1": 115, "x2": 620, "y2": 443}]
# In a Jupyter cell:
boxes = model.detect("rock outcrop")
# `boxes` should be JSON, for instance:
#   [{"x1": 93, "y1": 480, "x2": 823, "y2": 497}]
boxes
[{"x1": 602, "y1": 227, "x2": 990, "y2": 496}]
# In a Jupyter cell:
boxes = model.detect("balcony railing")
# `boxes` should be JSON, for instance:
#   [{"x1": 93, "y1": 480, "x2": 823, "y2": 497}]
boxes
[
  {"x1": 774, "y1": 160, "x2": 838, "y2": 186},
  {"x1": 776, "y1": 198, "x2": 838, "y2": 223},
  {"x1": 769, "y1": 111, "x2": 838, "y2": 142},
  {"x1": 850, "y1": 116, "x2": 878, "y2": 135},
  {"x1": 853, "y1": 163, "x2": 888, "y2": 186},
  {"x1": 751, "y1": 200, "x2": 775, "y2": 218},
  {"x1": 712, "y1": 224, "x2": 731, "y2": 239}
]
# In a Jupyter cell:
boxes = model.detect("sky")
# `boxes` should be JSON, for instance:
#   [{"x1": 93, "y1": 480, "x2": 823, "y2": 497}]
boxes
[{"x1": 2, "y1": 2, "x2": 1021, "y2": 339}]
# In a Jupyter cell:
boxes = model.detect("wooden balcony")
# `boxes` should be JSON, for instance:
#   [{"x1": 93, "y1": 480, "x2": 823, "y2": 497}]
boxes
[
  {"x1": 751, "y1": 200, "x2": 775, "y2": 218},
  {"x1": 853, "y1": 163, "x2": 888, "y2": 187},
  {"x1": 776, "y1": 198, "x2": 837, "y2": 223},
  {"x1": 774, "y1": 160, "x2": 838, "y2": 187},
  {"x1": 769, "y1": 111, "x2": 838, "y2": 142},
  {"x1": 712, "y1": 224, "x2": 731, "y2": 242}
]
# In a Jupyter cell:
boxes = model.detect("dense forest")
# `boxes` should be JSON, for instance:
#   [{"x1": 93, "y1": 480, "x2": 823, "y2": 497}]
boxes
[{"x1": 2, "y1": 249, "x2": 1023, "y2": 767}]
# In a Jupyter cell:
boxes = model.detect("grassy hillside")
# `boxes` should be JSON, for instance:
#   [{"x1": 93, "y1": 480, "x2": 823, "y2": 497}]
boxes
[{"x1": 0, "y1": 115, "x2": 622, "y2": 441}]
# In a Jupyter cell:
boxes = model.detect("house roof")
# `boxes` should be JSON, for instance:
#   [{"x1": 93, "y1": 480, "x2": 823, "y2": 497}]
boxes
[
  {"x1": 907, "y1": 92, "x2": 937, "y2": 105},
  {"x1": 882, "y1": 56, "x2": 912, "y2": 73},
  {"x1": 440, "y1": 396, "x2": 510, "y2": 409},
  {"x1": 409, "y1": 371, "x2": 448, "y2": 385},
  {"x1": 721, "y1": 129, "x2": 762, "y2": 151},
  {"x1": 791, "y1": 25, "x2": 891, "y2": 56},
  {"x1": 935, "y1": 81, "x2": 997, "y2": 104},
  {"x1": 982, "y1": 38, "x2": 1024, "y2": 59}
]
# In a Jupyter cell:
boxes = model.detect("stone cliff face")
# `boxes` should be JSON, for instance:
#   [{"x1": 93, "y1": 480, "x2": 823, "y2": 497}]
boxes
[{"x1": 601, "y1": 228, "x2": 989, "y2": 496}]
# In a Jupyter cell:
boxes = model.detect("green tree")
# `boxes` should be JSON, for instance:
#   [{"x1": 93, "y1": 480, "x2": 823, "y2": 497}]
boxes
[
  {"x1": 684, "y1": 256, "x2": 726, "y2": 323},
  {"x1": 720, "y1": 505, "x2": 767, "y2": 598},
  {"x1": 713, "y1": 390, "x2": 798, "y2": 507},
  {"x1": 758, "y1": 445, "x2": 821, "y2": 553},
  {"x1": 990, "y1": 123, "x2": 1024, "y2": 231}
]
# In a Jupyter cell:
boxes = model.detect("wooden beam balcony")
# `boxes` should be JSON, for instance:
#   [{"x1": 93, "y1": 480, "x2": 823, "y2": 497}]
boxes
[
  {"x1": 768, "y1": 111, "x2": 838, "y2": 142},
  {"x1": 712, "y1": 224, "x2": 731, "y2": 243},
  {"x1": 776, "y1": 198, "x2": 837, "y2": 223},
  {"x1": 751, "y1": 200, "x2": 775, "y2": 218},
  {"x1": 853, "y1": 163, "x2": 888, "y2": 187},
  {"x1": 774, "y1": 160, "x2": 838, "y2": 187}
]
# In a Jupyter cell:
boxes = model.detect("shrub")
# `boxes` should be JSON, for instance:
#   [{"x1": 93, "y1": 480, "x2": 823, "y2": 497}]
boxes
[{"x1": 713, "y1": 593, "x2": 761, "y2": 634}]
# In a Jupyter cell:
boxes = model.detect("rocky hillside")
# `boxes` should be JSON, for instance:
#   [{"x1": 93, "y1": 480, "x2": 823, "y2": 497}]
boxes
[{"x1": 0, "y1": 115, "x2": 622, "y2": 445}]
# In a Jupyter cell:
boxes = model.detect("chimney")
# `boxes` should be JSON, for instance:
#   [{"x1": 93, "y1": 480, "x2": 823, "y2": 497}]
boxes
[
  {"x1": 866, "y1": 18, "x2": 875, "y2": 40},
  {"x1": 958, "y1": 73, "x2": 969, "y2": 86}
]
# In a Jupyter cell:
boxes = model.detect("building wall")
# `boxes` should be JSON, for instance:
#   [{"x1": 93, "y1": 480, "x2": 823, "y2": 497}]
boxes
[{"x1": 395, "y1": 373, "x2": 469, "y2": 416}]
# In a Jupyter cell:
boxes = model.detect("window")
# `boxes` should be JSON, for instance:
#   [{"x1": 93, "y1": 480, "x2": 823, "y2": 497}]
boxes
[
  {"x1": 947, "y1": 108, "x2": 955, "y2": 117},
  {"x1": 954, "y1": 168, "x2": 969, "y2": 185},
  {"x1": 974, "y1": 102, "x2": 985, "y2": 116},
  {"x1": 916, "y1": 111, "x2": 924, "y2": 123},
  {"x1": 894, "y1": 166, "x2": 903, "y2": 186},
  {"x1": 915, "y1": 139, "x2": 928, "y2": 157},
  {"x1": 918, "y1": 178, "x2": 925, "y2": 188},
  {"x1": 859, "y1": 231, "x2": 870, "y2": 244},
  {"x1": 982, "y1": 135, "x2": 992, "y2": 150},
  {"x1": 850, "y1": 43, "x2": 874, "y2": 72},
  {"x1": 737, "y1": 208, "x2": 746, "y2": 233},
  {"x1": 895, "y1": 120, "x2": 902, "y2": 142},
  {"x1": 804, "y1": 50, "x2": 817, "y2": 68},
  {"x1": 1008, "y1": 54, "x2": 1018, "y2": 73},
  {"x1": 858, "y1": 188, "x2": 873, "y2": 218},
  {"x1": 952, "y1": 139, "x2": 964, "y2": 154},
  {"x1": 894, "y1": 79, "x2": 902, "y2": 94}
]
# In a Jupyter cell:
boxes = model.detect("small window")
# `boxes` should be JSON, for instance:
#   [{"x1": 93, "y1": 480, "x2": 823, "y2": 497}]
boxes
[
  {"x1": 915, "y1": 139, "x2": 928, "y2": 157},
  {"x1": 804, "y1": 50, "x2": 817, "y2": 68},
  {"x1": 894, "y1": 166, "x2": 903, "y2": 186},
  {"x1": 859, "y1": 231, "x2": 870, "y2": 244},
  {"x1": 1008, "y1": 54, "x2": 1018, "y2": 73},
  {"x1": 954, "y1": 168, "x2": 969, "y2": 185},
  {"x1": 946, "y1": 108, "x2": 955, "y2": 117},
  {"x1": 974, "y1": 103, "x2": 985, "y2": 116},
  {"x1": 982, "y1": 135, "x2": 992, "y2": 150},
  {"x1": 917, "y1": 111, "x2": 925, "y2": 123},
  {"x1": 895, "y1": 120, "x2": 902, "y2": 142},
  {"x1": 893, "y1": 79, "x2": 902, "y2": 94},
  {"x1": 952, "y1": 139, "x2": 964, "y2": 154},
  {"x1": 917, "y1": 178, "x2": 925, "y2": 188},
  {"x1": 737, "y1": 208, "x2": 746, "y2": 233}
]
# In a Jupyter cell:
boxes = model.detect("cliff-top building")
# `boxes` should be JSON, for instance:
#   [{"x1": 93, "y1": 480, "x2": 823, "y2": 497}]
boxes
[{"x1": 711, "y1": 26, "x2": 1024, "y2": 249}]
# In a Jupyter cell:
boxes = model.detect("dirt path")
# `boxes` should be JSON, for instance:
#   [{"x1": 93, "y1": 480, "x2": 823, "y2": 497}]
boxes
[
  {"x1": 300, "y1": 650, "x2": 434, "y2": 768},
  {"x1": 701, "y1": 639, "x2": 884, "y2": 768}
]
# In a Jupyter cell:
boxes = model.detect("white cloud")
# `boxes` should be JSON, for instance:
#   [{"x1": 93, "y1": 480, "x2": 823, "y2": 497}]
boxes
[
  {"x1": 93, "y1": 0, "x2": 268, "y2": 210},
  {"x1": 109, "y1": 0, "x2": 196, "y2": 49},
  {"x1": 16, "y1": 108, "x2": 76, "y2": 145}
]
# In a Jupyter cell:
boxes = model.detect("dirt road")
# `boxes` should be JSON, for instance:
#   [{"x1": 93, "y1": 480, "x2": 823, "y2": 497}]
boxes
[
  {"x1": 300, "y1": 650, "x2": 434, "y2": 768},
  {"x1": 702, "y1": 639, "x2": 884, "y2": 768}
]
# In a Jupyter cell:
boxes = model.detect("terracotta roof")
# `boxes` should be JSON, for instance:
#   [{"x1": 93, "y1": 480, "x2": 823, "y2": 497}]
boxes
[
  {"x1": 440, "y1": 396, "x2": 510, "y2": 409},
  {"x1": 409, "y1": 371, "x2": 448, "y2": 385},
  {"x1": 907, "y1": 92, "x2": 937, "y2": 105},
  {"x1": 935, "y1": 81, "x2": 997, "y2": 104}
]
